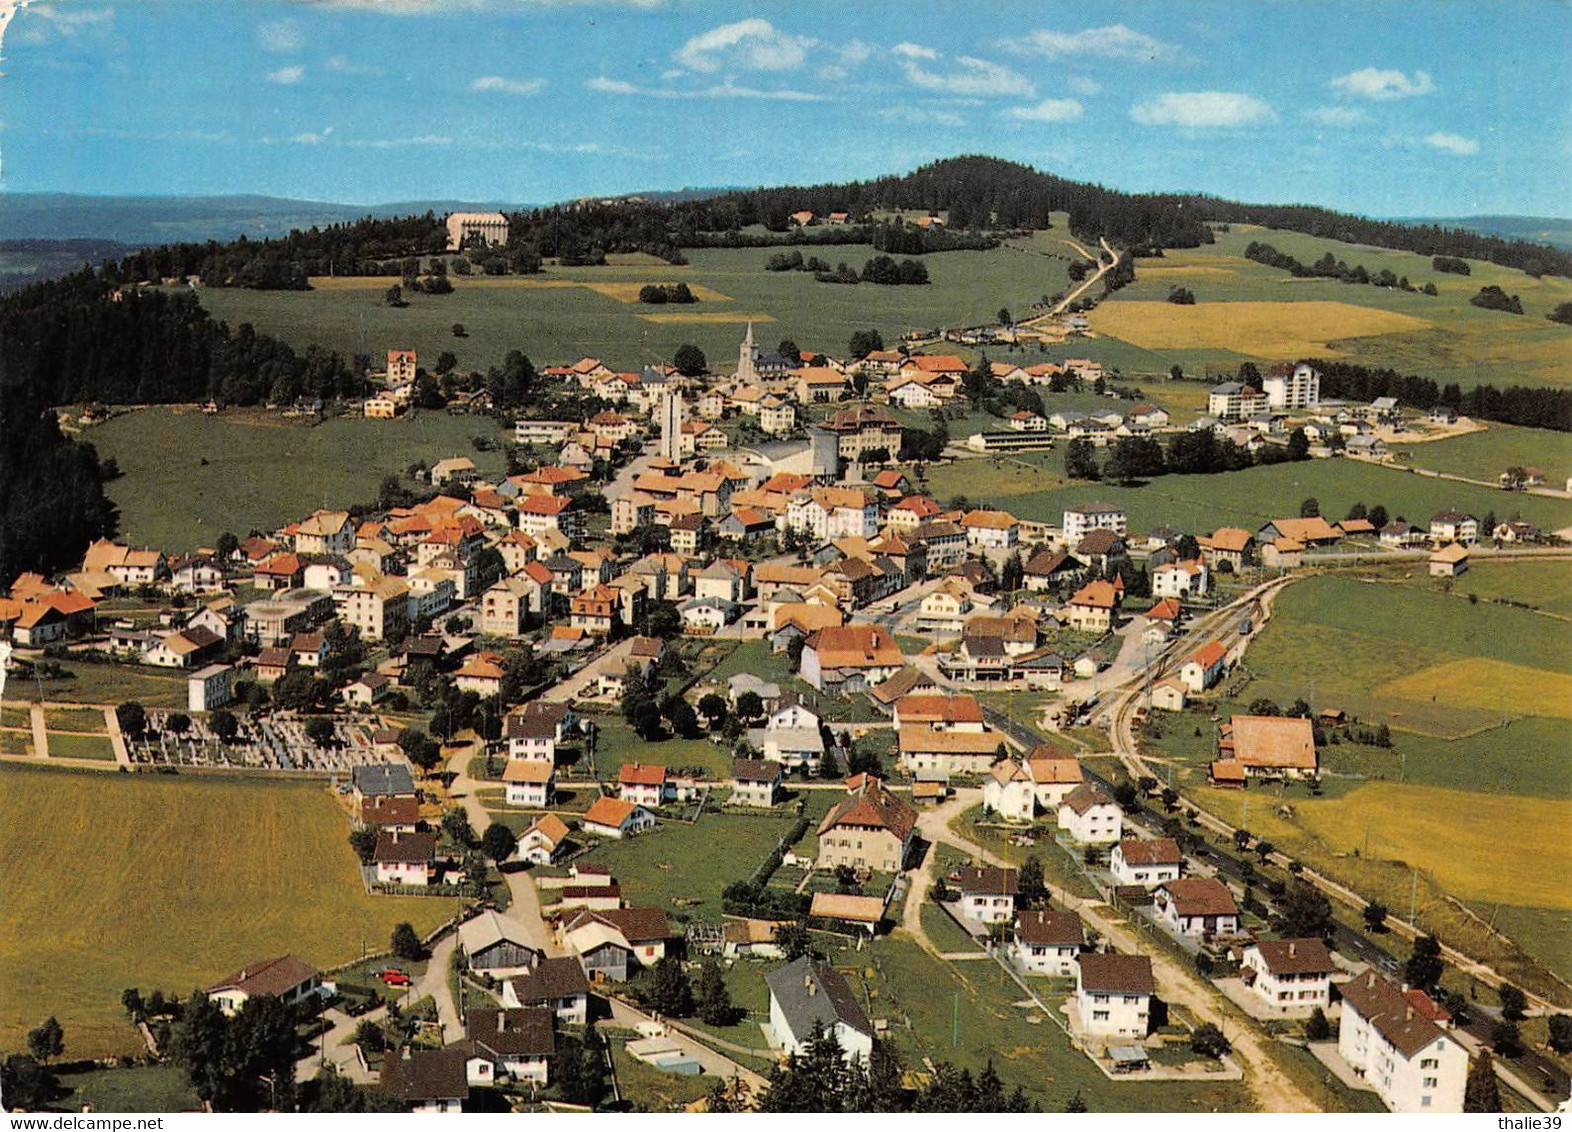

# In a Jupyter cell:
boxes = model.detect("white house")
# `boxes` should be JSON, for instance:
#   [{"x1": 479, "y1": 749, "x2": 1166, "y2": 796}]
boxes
[
  {"x1": 207, "y1": 955, "x2": 322, "y2": 1016},
  {"x1": 1057, "y1": 784, "x2": 1122, "y2": 844},
  {"x1": 1109, "y1": 838, "x2": 1183, "y2": 888},
  {"x1": 1239, "y1": 938, "x2": 1335, "y2": 1017},
  {"x1": 581, "y1": 796, "x2": 657, "y2": 839},
  {"x1": 373, "y1": 830, "x2": 437, "y2": 887},
  {"x1": 515, "y1": 814, "x2": 569, "y2": 865},
  {"x1": 1338, "y1": 968, "x2": 1468, "y2": 1113},
  {"x1": 1151, "y1": 560, "x2": 1209, "y2": 599},
  {"x1": 1062, "y1": 503, "x2": 1127, "y2": 543},
  {"x1": 765, "y1": 957, "x2": 875, "y2": 1064},
  {"x1": 1075, "y1": 953, "x2": 1153, "y2": 1040},
  {"x1": 1012, "y1": 910, "x2": 1084, "y2": 977},
  {"x1": 462, "y1": 1007, "x2": 553, "y2": 1087},
  {"x1": 187, "y1": 663, "x2": 234, "y2": 713},
  {"x1": 503, "y1": 760, "x2": 555, "y2": 808},
  {"x1": 1153, "y1": 877, "x2": 1239, "y2": 939},
  {"x1": 1179, "y1": 640, "x2": 1228, "y2": 694},
  {"x1": 953, "y1": 866, "x2": 1017, "y2": 925},
  {"x1": 1262, "y1": 362, "x2": 1321, "y2": 410}
]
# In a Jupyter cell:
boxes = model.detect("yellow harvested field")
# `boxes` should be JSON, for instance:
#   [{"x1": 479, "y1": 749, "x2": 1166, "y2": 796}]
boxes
[
  {"x1": 1088, "y1": 300, "x2": 1433, "y2": 357},
  {"x1": 1294, "y1": 783, "x2": 1572, "y2": 909},
  {"x1": 583, "y1": 281, "x2": 733, "y2": 303},
  {"x1": 1137, "y1": 266, "x2": 1238, "y2": 279},
  {"x1": 638, "y1": 311, "x2": 776, "y2": 324},
  {"x1": 1378, "y1": 659, "x2": 1572, "y2": 720}
]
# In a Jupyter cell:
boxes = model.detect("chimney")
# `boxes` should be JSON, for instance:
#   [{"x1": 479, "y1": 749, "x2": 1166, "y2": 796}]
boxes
[
  {"x1": 498, "y1": 1013, "x2": 507, "y2": 1033},
  {"x1": 1406, "y1": 1006, "x2": 1414, "y2": 1022},
  {"x1": 1288, "y1": 942, "x2": 1297, "y2": 957}
]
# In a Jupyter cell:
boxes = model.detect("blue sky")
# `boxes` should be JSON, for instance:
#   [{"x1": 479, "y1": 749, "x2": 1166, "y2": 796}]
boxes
[{"x1": 1, "y1": 0, "x2": 1568, "y2": 217}]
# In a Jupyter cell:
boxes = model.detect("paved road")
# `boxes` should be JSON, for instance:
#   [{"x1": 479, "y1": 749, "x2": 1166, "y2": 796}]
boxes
[{"x1": 296, "y1": 1005, "x2": 384, "y2": 1085}]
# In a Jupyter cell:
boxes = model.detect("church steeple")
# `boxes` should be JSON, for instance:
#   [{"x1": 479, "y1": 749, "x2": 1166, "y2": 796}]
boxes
[{"x1": 736, "y1": 320, "x2": 759, "y2": 383}]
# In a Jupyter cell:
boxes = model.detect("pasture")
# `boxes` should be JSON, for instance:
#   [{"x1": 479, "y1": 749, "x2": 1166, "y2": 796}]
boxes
[
  {"x1": 1238, "y1": 574, "x2": 1571, "y2": 741},
  {"x1": 86, "y1": 406, "x2": 510, "y2": 552},
  {"x1": 918, "y1": 451, "x2": 1572, "y2": 540},
  {"x1": 1104, "y1": 224, "x2": 1572, "y2": 388},
  {"x1": 0, "y1": 765, "x2": 448, "y2": 1057},
  {"x1": 184, "y1": 243, "x2": 1071, "y2": 378},
  {"x1": 1087, "y1": 300, "x2": 1433, "y2": 360},
  {"x1": 1388, "y1": 422, "x2": 1572, "y2": 484}
]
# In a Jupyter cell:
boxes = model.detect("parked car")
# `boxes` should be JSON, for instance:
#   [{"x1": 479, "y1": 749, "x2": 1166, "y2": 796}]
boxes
[{"x1": 379, "y1": 967, "x2": 411, "y2": 987}]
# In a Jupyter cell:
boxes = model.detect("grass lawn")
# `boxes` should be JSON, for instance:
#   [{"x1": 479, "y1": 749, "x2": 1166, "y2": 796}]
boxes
[
  {"x1": 86, "y1": 406, "x2": 510, "y2": 553},
  {"x1": 1414, "y1": 558, "x2": 1572, "y2": 618},
  {"x1": 608, "y1": 1041, "x2": 720, "y2": 1111},
  {"x1": 57, "y1": 1064, "x2": 201, "y2": 1113},
  {"x1": 1486, "y1": 905, "x2": 1572, "y2": 985},
  {"x1": 863, "y1": 935, "x2": 1249, "y2": 1112},
  {"x1": 953, "y1": 452, "x2": 1572, "y2": 538},
  {"x1": 43, "y1": 707, "x2": 108, "y2": 734},
  {"x1": 584, "y1": 809, "x2": 801, "y2": 919},
  {"x1": 920, "y1": 899, "x2": 982, "y2": 954},
  {"x1": 45, "y1": 732, "x2": 118, "y2": 760},
  {"x1": 0, "y1": 764, "x2": 450, "y2": 1057},
  {"x1": 27, "y1": 661, "x2": 189, "y2": 710},
  {"x1": 1238, "y1": 573, "x2": 1571, "y2": 742},
  {"x1": 1389, "y1": 423, "x2": 1572, "y2": 485},
  {"x1": 589, "y1": 715, "x2": 737, "y2": 782},
  {"x1": 184, "y1": 245, "x2": 1071, "y2": 382}
]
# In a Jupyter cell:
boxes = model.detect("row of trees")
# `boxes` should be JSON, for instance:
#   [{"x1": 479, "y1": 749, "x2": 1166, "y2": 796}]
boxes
[
  {"x1": 1244, "y1": 241, "x2": 1436, "y2": 295},
  {"x1": 1064, "y1": 427, "x2": 1312, "y2": 485},
  {"x1": 1308, "y1": 358, "x2": 1572, "y2": 431}
]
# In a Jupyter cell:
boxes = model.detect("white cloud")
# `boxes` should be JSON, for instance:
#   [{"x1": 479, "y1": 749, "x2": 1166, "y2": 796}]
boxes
[
  {"x1": 258, "y1": 19, "x2": 303, "y2": 53},
  {"x1": 894, "y1": 44, "x2": 1033, "y2": 98},
  {"x1": 267, "y1": 64, "x2": 307, "y2": 85},
  {"x1": 878, "y1": 105, "x2": 966, "y2": 127},
  {"x1": 585, "y1": 75, "x2": 827, "y2": 102},
  {"x1": 347, "y1": 134, "x2": 455, "y2": 149},
  {"x1": 1004, "y1": 24, "x2": 1174, "y2": 62},
  {"x1": 1425, "y1": 131, "x2": 1478, "y2": 156},
  {"x1": 290, "y1": 130, "x2": 328, "y2": 144},
  {"x1": 12, "y1": 2, "x2": 113, "y2": 46},
  {"x1": 1130, "y1": 91, "x2": 1275, "y2": 128},
  {"x1": 1007, "y1": 98, "x2": 1084, "y2": 123},
  {"x1": 673, "y1": 18, "x2": 812, "y2": 74},
  {"x1": 1302, "y1": 105, "x2": 1367, "y2": 127},
  {"x1": 325, "y1": 54, "x2": 377, "y2": 75},
  {"x1": 470, "y1": 74, "x2": 545, "y2": 96},
  {"x1": 1330, "y1": 67, "x2": 1434, "y2": 101},
  {"x1": 1066, "y1": 75, "x2": 1102, "y2": 96}
]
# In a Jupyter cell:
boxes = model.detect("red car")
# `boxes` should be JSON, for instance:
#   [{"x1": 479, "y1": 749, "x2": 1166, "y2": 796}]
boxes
[{"x1": 379, "y1": 967, "x2": 411, "y2": 987}]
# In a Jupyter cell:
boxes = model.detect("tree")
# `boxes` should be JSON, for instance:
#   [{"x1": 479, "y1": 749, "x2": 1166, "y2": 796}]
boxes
[
  {"x1": 695, "y1": 960, "x2": 737, "y2": 1026},
  {"x1": 1362, "y1": 901, "x2": 1388, "y2": 933},
  {"x1": 1299, "y1": 496, "x2": 1320, "y2": 518},
  {"x1": 1368, "y1": 504, "x2": 1389, "y2": 530},
  {"x1": 848, "y1": 329, "x2": 884, "y2": 359},
  {"x1": 210, "y1": 709, "x2": 240, "y2": 744},
  {"x1": 1491, "y1": 1020, "x2": 1523, "y2": 1058},
  {"x1": 384, "y1": 284, "x2": 405, "y2": 308},
  {"x1": 1190, "y1": 1023, "x2": 1231, "y2": 1059},
  {"x1": 481, "y1": 821, "x2": 517, "y2": 865},
  {"x1": 645, "y1": 956, "x2": 694, "y2": 1018},
  {"x1": 1547, "y1": 1014, "x2": 1572, "y2": 1055},
  {"x1": 348, "y1": 827, "x2": 378, "y2": 865},
  {"x1": 166, "y1": 711, "x2": 192, "y2": 736},
  {"x1": 1064, "y1": 438, "x2": 1100, "y2": 481},
  {"x1": 1065, "y1": 1091, "x2": 1088, "y2": 1113},
  {"x1": 1, "y1": 1055, "x2": 59, "y2": 1111},
  {"x1": 735, "y1": 691, "x2": 764, "y2": 722},
  {"x1": 396, "y1": 727, "x2": 442, "y2": 774},
  {"x1": 1405, "y1": 934, "x2": 1444, "y2": 991},
  {"x1": 452, "y1": 322, "x2": 467, "y2": 337},
  {"x1": 667, "y1": 698, "x2": 702, "y2": 740},
  {"x1": 116, "y1": 700, "x2": 147, "y2": 739},
  {"x1": 1464, "y1": 1050, "x2": 1501, "y2": 1112},
  {"x1": 25, "y1": 1016, "x2": 63, "y2": 1064},
  {"x1": 441, "y1": 807, "x2": 474, "y2": 848},
  {"x1": 1304, "y1": 1006, "x2": 1331, "y2": 1041},
  {"x1": 775, "y1": 922, "x2": 812, "y2": 960},
  {"x1": 1498, "y1": 983, "x2": 1527, "y2": 1022},
  {"x1": 673, "y1": 344, "x2": 707, "y2": 376},
  {"x1": 698, "y1": 692, "x2": 729, "y2": 730},
  {"x1": 556, "y1": 1031, "x2": 608, "y2": 1107},
  {"x1": 1018, "y1": 856, "x2": 1048, "y2": 909},
  {"x1": 304, "y1": 716, "x2": 336, "y2": 748},
  {"x1": 391, "y1": 922, "x2": 423, "y2": 961}
]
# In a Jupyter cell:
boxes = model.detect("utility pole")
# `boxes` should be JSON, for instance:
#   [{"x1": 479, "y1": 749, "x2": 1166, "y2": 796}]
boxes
[{"x1": 1410, "y1": 866, "x2": 1419, "y2": 926}]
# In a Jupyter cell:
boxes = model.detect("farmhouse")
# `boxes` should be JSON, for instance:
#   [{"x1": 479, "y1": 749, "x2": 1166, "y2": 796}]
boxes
[
  {"x1": 382, "y1": 1047, "x2": 469, "y2": 1113},
  {"x1": 800, "y1": 623, "x2": 903, "y2": 692},
  {"x1": 1218, "y1": 715, "x2": 1318, "y2": 780},
  {"x1": 1013, "y1": 910, "x2": 1084, "y2": 976},
  {"x1": 766, "y1": 957, "x2": 875, "y2": 1063},
  {"x1": 461, "y1": 1007, "x2": 554, "y2": 1087},
  {"x1": 1064, "y1": 580, "x2": 1122, "y2": 633},
  {"x1": 816, "y1": 775, "x2": 917, "y2": 872},
  {"x1": 1076, "y1": 953, "x2": 1153, "y2": 1040},
  {"x1": 207, "y1": 955, "x2": 322, "y2": 1016},
  {"x1": 1239, "y1": 938, "x2": 1335, "y2": 1016},
  {"x1": 459, "y1": 911, "x2": 544, "y2": 978},
  {"x1": 731, "y1": 759, "x2": 783, "y2": 807},
  {"x1": 562, "y1": 908, "x2": 671, "y2": 982}
]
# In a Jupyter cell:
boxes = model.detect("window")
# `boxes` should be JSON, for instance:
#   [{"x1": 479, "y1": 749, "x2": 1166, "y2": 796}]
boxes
[
  {"x1": 1420, "y1": 1058, "x2": 1439, "y2": 1069},
  {"x1": 1422, "y1": 1077, "x2": 1437, "y2": 1088},
  {"x1": 1421, "y1": 1097, "x2": 1431, "y2": 1108},
  {"x1": 1092, "y1": 1011, "x2": 1109, "y2": 1022}
]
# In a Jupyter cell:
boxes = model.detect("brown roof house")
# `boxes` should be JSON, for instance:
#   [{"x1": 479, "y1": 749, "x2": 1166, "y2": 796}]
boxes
[
  {"x1": 816, "y1": 775, "x2": 916, "y2": 873},
  {"x1": 1216, "y1": 715, "x2": 1317, "y2": 781},
  {"x1": 207, "y1": 955, "x2": 322, "y2": 1016},
  {"x1": 1153, "y1": 877, "x2": 1240, "y2": 939}
]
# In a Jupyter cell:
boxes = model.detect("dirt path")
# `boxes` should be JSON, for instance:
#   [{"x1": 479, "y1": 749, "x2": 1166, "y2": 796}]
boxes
[{"x1": 912, "y1": 789, "x2": 1314, "y2": 1112}]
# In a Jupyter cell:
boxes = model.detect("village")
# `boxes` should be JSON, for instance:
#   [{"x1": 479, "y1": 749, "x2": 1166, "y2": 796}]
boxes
[{"x1": 5, "y1": 250, "x2": 1568, "y2": 1116}]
